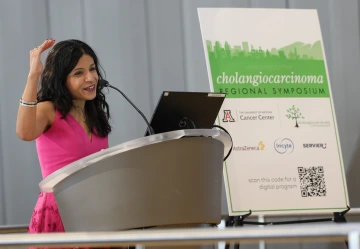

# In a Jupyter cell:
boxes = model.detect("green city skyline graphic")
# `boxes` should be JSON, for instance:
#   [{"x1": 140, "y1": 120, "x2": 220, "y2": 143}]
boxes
[
  {"x1": 207, "y1": 40, "x2": 330, "y2": 98},
  {"x1": 206, "y1": 40, "x2": 324, "y2": 61}
]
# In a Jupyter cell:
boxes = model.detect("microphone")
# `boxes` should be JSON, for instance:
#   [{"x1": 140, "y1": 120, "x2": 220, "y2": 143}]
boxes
[{"x1": 99, "y1": 79, "x2": 155, "y2": 136}]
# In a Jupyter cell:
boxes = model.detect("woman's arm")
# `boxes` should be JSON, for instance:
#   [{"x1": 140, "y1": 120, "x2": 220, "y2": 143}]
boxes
[{"x1": 16, "y1": 39, "x2": 55, "y2": 141}]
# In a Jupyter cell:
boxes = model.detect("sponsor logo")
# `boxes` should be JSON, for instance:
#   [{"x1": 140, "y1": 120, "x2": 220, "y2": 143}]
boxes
[
  {"x1": 223, "y1": 110, "x2": 235, "y2": 122},
  {"x1": 285, "y1": 105, "x2": 331, "y2": 128},
  {"x1": 258, "y1": 141, "x2": 265, "y2": 150},
  {"x1": 233, "y1": 141, "x2": 265, "y2": 151},
  {"x1": 239, "y1": 110, "x2": 275, "y2": 121},
  {"x1": 298, "y1": 120, "x2": 331, "y2": 127},
  {"x1": 303, "y1": 143, "x2": 327, "y2": 149},
  {"x1": 286, "y1": 105, "x2": 304, "y2": 128},
  {"x1": 274, "y1": 138, "x2": 294, "y2": 154}
]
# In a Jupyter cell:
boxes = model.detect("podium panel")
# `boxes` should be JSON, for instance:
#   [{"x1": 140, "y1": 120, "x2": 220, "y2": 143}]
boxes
[{"x1": 55, "y1": 137, "x2": 223, "y2": 231}]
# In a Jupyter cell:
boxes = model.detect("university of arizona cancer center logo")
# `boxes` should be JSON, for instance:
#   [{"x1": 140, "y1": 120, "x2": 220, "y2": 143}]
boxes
[{"x1": 223, "y1": 110, "x2": 235, "y2": 122}]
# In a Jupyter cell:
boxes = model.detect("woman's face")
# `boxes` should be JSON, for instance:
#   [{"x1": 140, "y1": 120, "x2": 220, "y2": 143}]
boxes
[{"x1": 65, "y1": 54, "x2": 98, "y2": 101}]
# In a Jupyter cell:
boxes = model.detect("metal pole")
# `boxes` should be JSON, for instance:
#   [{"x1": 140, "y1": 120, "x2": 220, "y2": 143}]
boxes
[{"x1": 349, "y1": 231, "x2": 360, "y2": 249}]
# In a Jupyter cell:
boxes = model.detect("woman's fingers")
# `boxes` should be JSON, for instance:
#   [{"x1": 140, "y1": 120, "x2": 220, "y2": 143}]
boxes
[
  {"x1": 39, "y1": 39, "x2": 55, "y2": 52},
  {"x1": 28, "y1": 39, "x2": 55, "y2": 75},
  {"x1": 30, "y1": 39, "x2": 55, "y2": 54}
]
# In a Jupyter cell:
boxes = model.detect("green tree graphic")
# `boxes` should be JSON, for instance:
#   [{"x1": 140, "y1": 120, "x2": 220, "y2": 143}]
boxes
[{"x1": 286, "y1": 105, "x2": 305, "y2": 128}]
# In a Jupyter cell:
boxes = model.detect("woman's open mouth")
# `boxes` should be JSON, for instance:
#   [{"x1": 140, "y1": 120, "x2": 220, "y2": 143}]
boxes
[{"x1": 84, "y1": 84, "x2": 96, "y2": 92}]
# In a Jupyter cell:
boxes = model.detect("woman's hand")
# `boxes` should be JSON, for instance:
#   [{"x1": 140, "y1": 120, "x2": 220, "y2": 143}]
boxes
[{"x1": 29, "y1": 39, "x2": 55, "y2": 76}]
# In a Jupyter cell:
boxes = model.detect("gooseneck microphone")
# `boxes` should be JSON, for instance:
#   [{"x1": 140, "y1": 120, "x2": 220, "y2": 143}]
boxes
[{"x1": 99, "y1": 79, "x2": 155, "y2": 136}]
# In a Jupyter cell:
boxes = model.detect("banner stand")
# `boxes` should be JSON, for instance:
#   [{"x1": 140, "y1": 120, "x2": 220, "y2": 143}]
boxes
[
  {"x1": 224, "y1": 206, "x2": 350, "y2": 249},
  {"x1": 197, "y1": 7, "x2": 351, "y2": 249}
]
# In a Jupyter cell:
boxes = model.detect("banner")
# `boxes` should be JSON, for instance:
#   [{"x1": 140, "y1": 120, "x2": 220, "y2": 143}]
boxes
[{"x1": 198, "y1": 8, "x2": 349, "y2": 215}]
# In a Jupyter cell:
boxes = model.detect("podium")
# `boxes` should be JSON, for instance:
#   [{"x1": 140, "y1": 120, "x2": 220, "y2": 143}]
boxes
[{"x1": 39, "y1": 129, "x2": 231, "y2": 238}]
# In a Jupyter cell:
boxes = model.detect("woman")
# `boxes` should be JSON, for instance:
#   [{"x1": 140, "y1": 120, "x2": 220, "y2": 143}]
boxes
[{"x1": 16, "y1": 39, "x2": 111, "y2": 237}]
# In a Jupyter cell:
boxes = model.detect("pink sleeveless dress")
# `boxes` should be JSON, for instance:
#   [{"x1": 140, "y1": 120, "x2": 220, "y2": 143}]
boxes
[{"x1": 28, "y1": 109, "x2": 108, "y2": 242}]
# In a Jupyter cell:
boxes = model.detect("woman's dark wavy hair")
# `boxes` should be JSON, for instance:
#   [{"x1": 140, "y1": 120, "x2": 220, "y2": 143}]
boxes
[{"x1": 37, "y1": 39, "x2": 111, "y2": 137}]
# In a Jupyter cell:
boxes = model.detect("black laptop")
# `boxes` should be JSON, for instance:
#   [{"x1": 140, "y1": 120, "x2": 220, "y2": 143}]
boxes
[{"x1": 146, "y1": 91, "x2": 226, "y2": 136}]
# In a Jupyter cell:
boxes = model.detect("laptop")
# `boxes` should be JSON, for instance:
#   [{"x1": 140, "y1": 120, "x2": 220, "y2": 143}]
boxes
[{"x1": 145, "y1": 91, "x2": 226, "y2": 136}]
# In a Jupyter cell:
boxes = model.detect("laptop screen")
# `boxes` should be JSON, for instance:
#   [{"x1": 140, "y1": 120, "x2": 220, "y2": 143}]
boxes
[{"x1": 146, "y1": 91, "x2": 226, "y2": 135}]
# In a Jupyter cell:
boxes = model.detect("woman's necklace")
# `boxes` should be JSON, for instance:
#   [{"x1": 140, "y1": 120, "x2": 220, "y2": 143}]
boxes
[{"x1": 73, "y1": 106, "x2": 86, "y2": 122}]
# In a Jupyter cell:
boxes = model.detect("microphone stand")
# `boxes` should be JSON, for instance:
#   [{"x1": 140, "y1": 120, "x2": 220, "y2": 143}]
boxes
[{"x1": 101, "y1": 80, "x2": 155, "y2": 136}]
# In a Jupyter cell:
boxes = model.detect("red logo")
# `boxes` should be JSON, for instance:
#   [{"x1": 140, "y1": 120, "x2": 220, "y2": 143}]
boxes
[{"x1": 223, "y1": 110, "x2": 235, "y2": 122}]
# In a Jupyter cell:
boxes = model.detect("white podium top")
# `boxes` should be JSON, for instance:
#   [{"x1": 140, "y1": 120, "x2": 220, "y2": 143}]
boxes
[{"x1": 39, "y1": 129, "x2": 232, "y2": 192}]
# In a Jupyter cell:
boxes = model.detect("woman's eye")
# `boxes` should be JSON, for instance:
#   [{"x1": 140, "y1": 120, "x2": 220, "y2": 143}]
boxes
[
  {"x1": 90, "y1": 67, "x2": 96, "y2": 71},
  {"x1": 74, "y1": 72, "x2": 82, "y2": 76}
]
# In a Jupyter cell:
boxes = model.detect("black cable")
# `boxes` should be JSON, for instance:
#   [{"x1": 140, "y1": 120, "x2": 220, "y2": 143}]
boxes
[{"x1": 211, "y1": 124, "x2": 233, "y2": 161}]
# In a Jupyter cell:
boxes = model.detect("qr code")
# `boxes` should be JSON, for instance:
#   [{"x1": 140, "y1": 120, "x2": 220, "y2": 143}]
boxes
[{"x1": 298, "y1": 166, "x2": 326, "y2": 197}]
